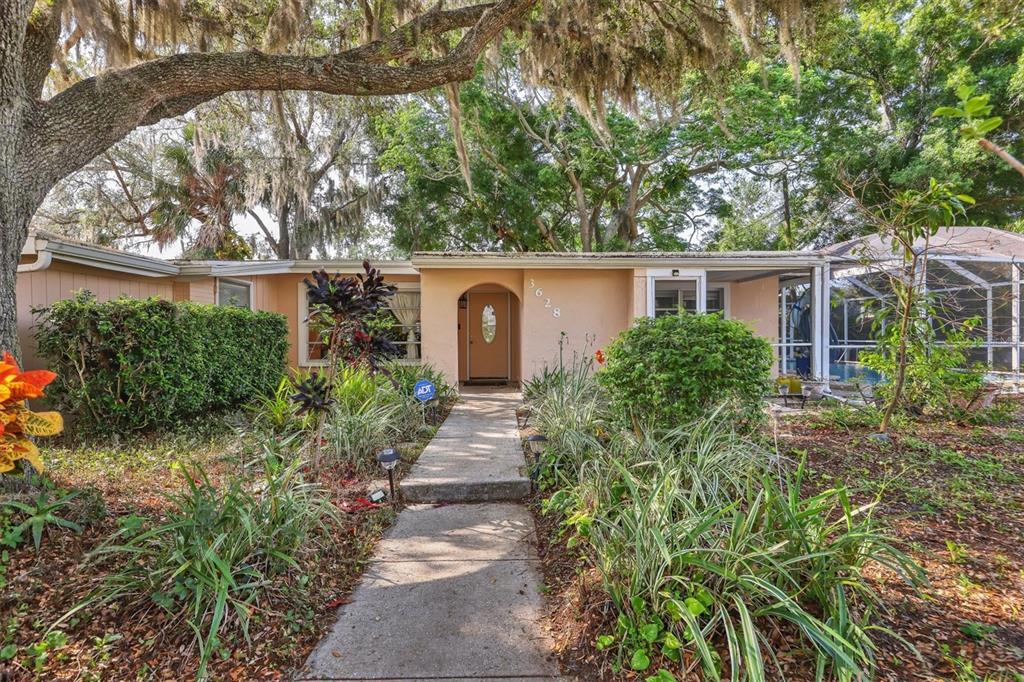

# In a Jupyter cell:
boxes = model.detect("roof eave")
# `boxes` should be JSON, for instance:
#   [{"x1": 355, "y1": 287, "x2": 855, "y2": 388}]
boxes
[
  {"x1": 176, "y1": 259, "x2": 419, "y2": 277},
  {"x1": 35, "y1": 234, "x2": 180, "y2": 277},
  {"x1": 411, "y1": 253, "x2": 827, "y2": 269}
]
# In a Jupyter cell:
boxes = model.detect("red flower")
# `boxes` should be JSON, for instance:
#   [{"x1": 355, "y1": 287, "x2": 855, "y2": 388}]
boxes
[{"x1": 595, "y1": 349, "x2": 606, "y2": 365}]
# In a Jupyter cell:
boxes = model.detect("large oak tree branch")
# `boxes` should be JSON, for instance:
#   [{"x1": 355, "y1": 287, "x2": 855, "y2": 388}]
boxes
[
  {"x1": 344, "y1": 3, "x2": 496, "y2": 64},
  {"x1": 22, "y1": 0, "x2": 66, "y2": 99},
  {"x1": 21, "y1": 0, "x2": 533, "y2": 195}
]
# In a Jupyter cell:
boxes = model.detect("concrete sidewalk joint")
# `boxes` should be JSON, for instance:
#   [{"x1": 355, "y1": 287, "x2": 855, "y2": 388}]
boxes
[
  {"x1": 299, "y1": 391, "x2": 562, "y2": 682},
  {"x1": 400, "y1": 391, "x2": 531, "y2": 503}
]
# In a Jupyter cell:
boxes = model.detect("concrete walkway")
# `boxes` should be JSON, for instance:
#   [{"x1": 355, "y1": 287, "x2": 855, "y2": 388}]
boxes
[
  {"x1": 400, "y1": 391, "x2": 531, "y2": 503},
  {"x1": 298, "y1": 389, "x2": 561, "y2": 682}
]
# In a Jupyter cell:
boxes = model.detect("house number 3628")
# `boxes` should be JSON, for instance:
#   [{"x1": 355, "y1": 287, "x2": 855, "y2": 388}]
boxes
[{"x1": 528, "y1": 279, "x2": 560, "y2": 318}]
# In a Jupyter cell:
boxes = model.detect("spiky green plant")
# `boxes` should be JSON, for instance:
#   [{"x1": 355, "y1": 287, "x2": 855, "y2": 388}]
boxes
[
  {"x1": 59, "y1": 445, "x2": 337, "y2": 680},
  {"x1": 527, "y1": 363, "x2": 925, "y2": 680}
]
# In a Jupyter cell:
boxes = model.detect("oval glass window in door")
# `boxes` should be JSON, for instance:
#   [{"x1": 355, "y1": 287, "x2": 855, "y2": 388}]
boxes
[{"x1": 481, "y1": 304, "x2": 497, "y2": 343}]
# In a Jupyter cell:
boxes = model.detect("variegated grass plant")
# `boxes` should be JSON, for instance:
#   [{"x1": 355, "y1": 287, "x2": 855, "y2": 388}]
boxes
[{"x1": 528, "y1": 356, "x2": 924, "y2": 680}]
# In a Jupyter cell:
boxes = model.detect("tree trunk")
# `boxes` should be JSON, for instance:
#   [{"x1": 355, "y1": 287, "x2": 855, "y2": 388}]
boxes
[
  {"x1": 879, "y1": 259, "x2": 917, "y2": 433},
  {"x1": 0, "y1": 199, "x2": 32, "y2": 359},
  {"x1": 781, "y1": 172, "x2": 793, "y2": 248},
  {"x1": 579, "y1": 212, "x2": 595, "y2": 251},
  {"x1": 1, "y1": 0, "x2": 31, "y2": 358},
  {"x1": 277, "y1": 197, "x2": 292, "y2": 259}
]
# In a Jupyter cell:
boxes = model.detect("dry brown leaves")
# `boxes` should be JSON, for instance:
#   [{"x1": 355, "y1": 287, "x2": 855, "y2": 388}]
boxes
[{"x1": 529, "y1": 400, "x2": 1024, "y2": 681}]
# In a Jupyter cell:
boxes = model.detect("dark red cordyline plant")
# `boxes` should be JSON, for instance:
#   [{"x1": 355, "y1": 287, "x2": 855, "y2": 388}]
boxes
[{"x1": 293, "y1": 261, "x2": 398, "y2": 420}]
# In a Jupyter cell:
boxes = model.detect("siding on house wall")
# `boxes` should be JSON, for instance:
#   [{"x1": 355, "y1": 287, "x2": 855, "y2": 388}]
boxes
[
  {"x1": 16, "y1": 262, "x2": 174, "y2": 370},
  {"x1": 172, "y1": 281, "x2": 189, "y2": 301},
  {"x1": 190, "y1": 278, "x2": 216, "y2": 304},
  {"x1": 171, "y1": 278, "x2": 216, "y2": 304}
]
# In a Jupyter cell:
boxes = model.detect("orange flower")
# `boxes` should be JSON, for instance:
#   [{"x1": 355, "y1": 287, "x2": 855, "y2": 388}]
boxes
[
  {"x1": 0, "y1": 352, "x2": 56, "y2": 403},
  {"x1": 595, "y1": 349, "x2": 606, "y2": 365},
  {"x1": 0, "y1": 353, "x2": 61, "y2": 474}
]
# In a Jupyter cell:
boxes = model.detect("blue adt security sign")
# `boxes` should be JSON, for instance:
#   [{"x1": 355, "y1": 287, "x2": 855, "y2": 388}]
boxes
[{"x1": 413, "y1": 379, "x2": 437, "y2": 402}]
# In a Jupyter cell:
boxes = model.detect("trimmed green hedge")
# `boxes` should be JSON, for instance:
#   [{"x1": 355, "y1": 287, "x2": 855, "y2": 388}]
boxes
[
  {"x1": 598, "y1": 312, "x2": 773, "y2": 429},
  {"x1": 35, "y1": 291, "x2": 288, "y2": 434}
]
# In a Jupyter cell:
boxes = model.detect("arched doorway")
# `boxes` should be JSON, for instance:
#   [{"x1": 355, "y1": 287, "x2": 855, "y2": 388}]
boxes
[{"x1": 458, "y1": 283, "x2": 521, "y2": 384}]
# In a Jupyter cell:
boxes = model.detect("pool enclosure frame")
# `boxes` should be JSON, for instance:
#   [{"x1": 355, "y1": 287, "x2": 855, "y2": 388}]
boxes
[{"x1": 781, "y1": 227, "x2": 1024, "y2": 385}]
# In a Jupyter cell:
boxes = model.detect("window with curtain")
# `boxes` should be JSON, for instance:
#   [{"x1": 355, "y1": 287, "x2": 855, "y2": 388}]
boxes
[
  {"x1": 301, "y1": 287, "x2": 422, "y2": 365},
  {"x1": 385, "y1": 290, "x2": 422, "y2": 360}
]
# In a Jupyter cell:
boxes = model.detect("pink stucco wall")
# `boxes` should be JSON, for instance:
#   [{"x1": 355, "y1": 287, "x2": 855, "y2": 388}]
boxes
[
  {"x1": 632, "y1": 270, "x2": 648, "y2": 319},
  {"x1": 519, "y1": 268, "x2": 635, "y2": 380},
  {"x1": 730, "y1": 275, "x2": 779, "y2": 344},
  {"x1": 16, "y1": 260, "x2": 782, "y2": 381},
  {"x1": 419, "y1": 268, "x2": 525, "y2": 384},
  {"x1": 419, "y1": 267, "x2": 779, "y2": 385},
  {"x1": 247, "y1": 272, "x2": 419, "y2": 369},
  {"x1": 418, "y1": 267, "x2": 636, "y2": 385}
]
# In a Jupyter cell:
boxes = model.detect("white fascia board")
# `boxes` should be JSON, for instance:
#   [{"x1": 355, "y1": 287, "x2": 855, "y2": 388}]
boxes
[
  {"x1": 290, "y1": 260, "x2": 418, "y2": 275},
  {"x1": 177, "y1": 260, "x2": 419, "y2": 277},
  {"x1": 411, "y1": 254, "x2": 826, "y2": 269},
  {"x1": 176, "y1": 261, "x2": 288, "y2": 277},
  {"x1": 44, "y1": 239, "x2": 179, "y2": 277}
]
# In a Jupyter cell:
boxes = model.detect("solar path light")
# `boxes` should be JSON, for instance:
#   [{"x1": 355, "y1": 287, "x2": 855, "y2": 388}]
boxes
[
  {"x1": 527, "y1": 434, "x2": 547, "y2": 456},
  {"x1": 377, "y1": 447, "x2": 400, "y2": 501}
]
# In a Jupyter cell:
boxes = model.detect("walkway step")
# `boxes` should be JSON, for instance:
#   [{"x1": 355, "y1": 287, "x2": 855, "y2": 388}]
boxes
[
  {"x1": 400, "y1": 391, "x2": 530, "y2": 503},
  {"x1": 298, "y1": 504, "x2": 561, "y2": 681}
]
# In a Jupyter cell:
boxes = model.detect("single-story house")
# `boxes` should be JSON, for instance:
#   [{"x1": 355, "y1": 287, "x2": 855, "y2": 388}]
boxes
[{"x1": 18, "y1": 226, "x2": 1024, "y2": 386}]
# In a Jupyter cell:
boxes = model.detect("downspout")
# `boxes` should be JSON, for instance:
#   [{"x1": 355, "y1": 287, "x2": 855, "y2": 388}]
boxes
[
  {"x1": 17, "y1": 251, "x2": 52, "y2": 273},
  {"x1": 17, "y1": 234, "x2": 53, "y2": 273}
]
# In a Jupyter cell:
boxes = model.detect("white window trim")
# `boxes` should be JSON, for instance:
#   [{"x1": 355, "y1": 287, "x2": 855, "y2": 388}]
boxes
[
  {"x1": 297, "y1": 280, "x2": 422, "y2": 367},
  {"x1": 647, "y1": 268, "x2": 729, "y2": 315},
  {"x1": 215, "y1": 277, "x2": 254, "y2": 310},
  {"x1": 705, "y1": 282, "x2": 731, "y2": 317}
]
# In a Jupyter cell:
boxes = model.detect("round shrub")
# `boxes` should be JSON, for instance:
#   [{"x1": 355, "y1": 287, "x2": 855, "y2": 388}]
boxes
[{"x1": 597, "y1": 313, "x2": 773, "y2": 429}]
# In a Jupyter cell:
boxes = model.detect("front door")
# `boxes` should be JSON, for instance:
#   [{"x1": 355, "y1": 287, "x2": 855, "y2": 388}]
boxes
[{"x1": 468, "y1": 292, "x2": 510, "y2": 381}]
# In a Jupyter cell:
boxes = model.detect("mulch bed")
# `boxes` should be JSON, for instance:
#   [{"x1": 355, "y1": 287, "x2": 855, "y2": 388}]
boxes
[
  {"x1": 783, "y1": 405, "x2": 1024, "y2": 681},
  {"x1": 529, "y1": 401, "x2": 1024, "y2": 681},
  {"x1": 1, "y1": 404, "x2": 453, "y2": 681}
]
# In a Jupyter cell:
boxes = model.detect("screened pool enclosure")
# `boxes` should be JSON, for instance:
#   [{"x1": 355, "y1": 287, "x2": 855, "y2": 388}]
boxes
[{"x1": 780, "y1": 226, "x2": 1024, "y2": 384}]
